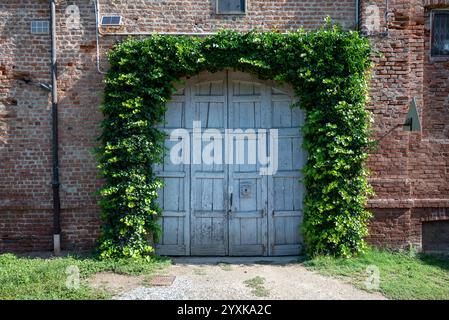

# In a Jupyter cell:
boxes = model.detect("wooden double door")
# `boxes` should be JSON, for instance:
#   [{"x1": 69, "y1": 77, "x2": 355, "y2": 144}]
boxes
[{"x1": 155, "y1": 70, "x2": 305, "y2": 256}]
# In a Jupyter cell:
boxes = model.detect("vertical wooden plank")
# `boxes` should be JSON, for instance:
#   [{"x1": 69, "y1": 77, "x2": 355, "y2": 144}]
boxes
[
  {"x1": 275, "y1": 218, "x2": 286, "y2": 245},
  {"x1": 200, "y1": 217, "x2": 212, "y2": 246},
  {"x1": 184, "y1": 82, "x2": 192, "y2": 255},
  {"x1": 195, "y1": 217, "x2": 202, "y2": 247},
  {"x1": 208, "y1": 102, "x2": 223, "y2": 128},
  {"x1": 213, "y1": 179, "x2": 224, "y2": 210},
  {"x1": 278, "y1": 138, "x2": 292, "y2": 171},
  {"x1": 164, "y1": 178, "x2": 179, "y2": 211},
  {"x1": 201, "y1": 179, "x2": 213, "y2": 211},
  {"x1": 229, "y1": 220, "x2": 240, "y2": 250},
  {"x1": 239, "y1": 102, "x2": 255, "y2": 128},
  {"x1": 178, "y1": 177, "x2": 184, "y2": 211},
  {"x1": 294, "y1": 179, "x2": 302, "y2": 211},
  {"x1": 165, "y1": 101, "x2": 183, "y2": 128},
  {"x1": 284, "y1": 217, "x2": 297, "y2": 244},
  {"x1": 261, "y1": 81, "x2": 273, "y2": 256},
  {"x1": 177, "y1": 217, "x2": 184, "y2": 246},
  {"x1": 284, "y1": 179, "x2": 294, "y2": 211},
  {"x1": 280, "y1": 100, "x2": 292, "y2": 128},
  {"x1": 292, "y1": 105, "x2": 302, "y2": 127},
  {"x1": 292, "y1": 137, "x2": 302, "y2": 171},
  {"x1": 272, "y1": 102, "x2": 282, "y2": 128},
  {"x1": 240, "y1": 219, "x2": 253, "y2": 245},
  {"x1": 163, "y1": 218, "x2": 179, "y2": 245},
  {"x1": 212, "y1": 217, "x2": 225, "y2": 244},
  {"x1": 273, "y1": 178, "x2": 284, "y2": 211}
]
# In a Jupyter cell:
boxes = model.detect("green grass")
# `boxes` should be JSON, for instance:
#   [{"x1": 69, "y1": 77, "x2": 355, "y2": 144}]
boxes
[
  {"x1": 303, "y1": 248, "x2": 449, "y2": 300},
  {"x1": 0, "y1": 253, "x2": 170, "y2": 300},
  {"x1": 244, "y1": 276, "x2": 270, "y2": 297},
  {"x1": 217, "y1": 262, "x2": 232, "y2": 271}
]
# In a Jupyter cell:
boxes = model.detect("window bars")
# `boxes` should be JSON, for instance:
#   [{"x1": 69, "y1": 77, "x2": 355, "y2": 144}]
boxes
[
  {"x1": 216, "y1": 0, "x2": 246, "y2": 14},
  {"x1": 432, "y1": 11, "x2": 449, "y2": 56}
]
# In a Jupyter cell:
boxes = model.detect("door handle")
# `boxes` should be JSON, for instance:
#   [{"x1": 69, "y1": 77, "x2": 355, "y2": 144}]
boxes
[{"x1": 228, "y1": 193, "x2": 233, "y2": 218}]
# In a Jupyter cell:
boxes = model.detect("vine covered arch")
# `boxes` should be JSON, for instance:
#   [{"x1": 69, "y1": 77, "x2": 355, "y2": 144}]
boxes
[{"x1": 97, "y1": 24, "x2": 373, "y2": 260}]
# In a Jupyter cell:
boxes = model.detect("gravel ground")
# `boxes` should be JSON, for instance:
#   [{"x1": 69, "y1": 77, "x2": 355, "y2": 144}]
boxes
[{"x1": 117, "y1": 259, "x2": 386, "y2": 300}]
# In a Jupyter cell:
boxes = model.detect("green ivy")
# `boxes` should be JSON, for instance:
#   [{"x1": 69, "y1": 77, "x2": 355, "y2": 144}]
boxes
[{"x1": 97, "y1": 21, "x2": 373, "y2": 259}]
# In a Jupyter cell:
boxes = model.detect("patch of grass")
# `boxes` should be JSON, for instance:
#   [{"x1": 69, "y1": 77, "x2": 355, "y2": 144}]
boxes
[
  {"x1": 244, "y1": 276, "x2": 270, "y2": 297},
  {"x1": 0, "y1": 253, "x2": 170, "y2": 300},
  {"x1": 244, "y1": 276, "x2": 265, "y2": 287},
  {"x1": 303, "y1": 247, "x2": 449, "y2": 300},
  {"x1": 217, "y1": 262, "x2": 232, "y2": 271},
  {"x1": 193, "y1": 268, "x2": 207, "y2": 276}
]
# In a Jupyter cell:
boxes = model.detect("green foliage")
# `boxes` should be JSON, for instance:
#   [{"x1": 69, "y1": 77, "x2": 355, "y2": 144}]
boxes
[
  {"x1": 0, "y1": 253, "x2": 169, "y2": 300},
  {"x1": 97, "y1": 22, "x2": 373, "y2": 259},
  {"x1": 304, "y1": 248, "x2": 449, "y2": 300}
]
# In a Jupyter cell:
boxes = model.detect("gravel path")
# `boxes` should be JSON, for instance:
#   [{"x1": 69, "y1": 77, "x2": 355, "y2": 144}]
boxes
[{"x1": 117, "y1": 258, "x2": 386, "y2": 300}]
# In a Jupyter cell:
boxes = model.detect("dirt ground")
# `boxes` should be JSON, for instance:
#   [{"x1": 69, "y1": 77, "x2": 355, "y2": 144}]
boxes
[{"x1": 108, "y1": 258, "x2": 386, "y2": 300}]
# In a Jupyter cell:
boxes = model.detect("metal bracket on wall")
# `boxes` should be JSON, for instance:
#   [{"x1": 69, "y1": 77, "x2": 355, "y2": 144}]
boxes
[{"x1": 403, "y1": 97, "x2": 422, "y2": 132}]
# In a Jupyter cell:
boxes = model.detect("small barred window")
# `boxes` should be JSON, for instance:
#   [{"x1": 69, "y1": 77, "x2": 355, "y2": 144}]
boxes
[
  {"x1": 431, "y1": 11, "x2": 449, "y2": 56},
  {"x1": 31, "y1": 20, "x2": 49, "y2": 34},
  {"x1": 216, "y1": 0, "x2": 246, "y2": 14}
]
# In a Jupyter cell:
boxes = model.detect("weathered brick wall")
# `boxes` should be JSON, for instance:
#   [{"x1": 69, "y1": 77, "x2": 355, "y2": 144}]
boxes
[
  {"x1": 0, "y1": 0, "x2": 103, "y2": 252},
  {"x1": 1, "y1": 0, "x2": 448, "y2": 253},
  {"x1": 362, "y1": 0, "x2": 449, "y2": 250},
  {"x1": 97, "y1": 0, "x2": 357, "y2": 32},
  {"x1": 1, "y1": 0, "x2": 54, "y2": 251}
]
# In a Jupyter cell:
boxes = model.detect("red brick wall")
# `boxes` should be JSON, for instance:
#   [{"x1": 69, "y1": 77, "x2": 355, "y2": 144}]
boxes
[
  {"x1": 1, "y1": 0, "x2": 448, "y2": 253},
  {"x1": 0, "y1": 0, "x2": 104, "y2": 252},
  {"x1": 363, "y1": 0, "x2": 449, "y2": 250},
  {"x1": 97, "y1": 0, "x2": 357, "y2": 32}
]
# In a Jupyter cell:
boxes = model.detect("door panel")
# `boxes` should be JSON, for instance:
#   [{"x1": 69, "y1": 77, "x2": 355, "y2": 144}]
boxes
[
  {"x1": 228, "y1": 72, "x2": 268, "y2": 256},
  {"x1": 190, "y1": 72, "x2": 229, "y2": 255},
  {"x1": 155, "y1": 85, "x2": 190, "y2": 255},
  {"x1": 268, "y1": 86, "x2": 306, "y2": 256}
]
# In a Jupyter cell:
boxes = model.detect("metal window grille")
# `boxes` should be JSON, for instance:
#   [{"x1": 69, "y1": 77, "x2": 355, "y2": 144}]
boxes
[
  {"x1": 31, "y1": 20, "x2": 50, "y2": 34},
  {"x1": 432, "y1": 11, "x2": 449, "y2": 56},
  {"x1": 216, "y1": 0, "x2": 246, "y2": 14}
]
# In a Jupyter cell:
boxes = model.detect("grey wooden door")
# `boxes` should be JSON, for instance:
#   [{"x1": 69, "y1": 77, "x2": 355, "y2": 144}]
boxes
[
  {"x1": 189, "y1": 71, "x2": 229, "y2": 255},
  {"x1": 156, "y1": 70, "x2": 305, "y2": 256}
]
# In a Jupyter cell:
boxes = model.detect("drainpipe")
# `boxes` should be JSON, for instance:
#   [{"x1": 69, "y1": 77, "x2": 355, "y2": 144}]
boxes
[
  {"x1": 50, "y1": 0, "x2": 61, "y2": 255},
  {"x1": 355, "y1": 0, "x2": 360, "y2": 30}
]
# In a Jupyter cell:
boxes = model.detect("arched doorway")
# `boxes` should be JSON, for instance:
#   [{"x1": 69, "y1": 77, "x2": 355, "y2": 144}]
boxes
[{"x1": 155, "y1": 70, "x2": 306, "y2": 256}]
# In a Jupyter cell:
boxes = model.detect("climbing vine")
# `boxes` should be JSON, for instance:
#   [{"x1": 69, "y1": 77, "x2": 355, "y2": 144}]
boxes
[{"x1": 97, "y1": 21, "x2": 373, "y2": 259}]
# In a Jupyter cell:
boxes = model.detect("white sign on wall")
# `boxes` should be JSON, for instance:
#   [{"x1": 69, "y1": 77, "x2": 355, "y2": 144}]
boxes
[
  {"x1": 365, "y1": 4, "x2": 381, "y2": 34},
  {"x1": 65, "y1": 4, "x2": 81, "y2": 30}
]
